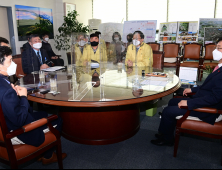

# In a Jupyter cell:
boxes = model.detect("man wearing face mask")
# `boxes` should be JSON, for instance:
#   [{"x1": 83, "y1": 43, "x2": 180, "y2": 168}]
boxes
[
  {"x1": 150, "y1": 38, "x2": 222, "y2": 146},
  {"x1": 41, "y1": 33, "x2": 64, "y2": 66},
  {"x1": 107, "y1": 32, "x2": 125, "y2": 63},
  {"x1": 82, "y1": 33, "x2": 107, "y2": 64},
  {"x1": 73, "y1": 34, "x2": 88, "y2": 66},
  {"x1": 22, "y1": 34, "x2": 52, "y2": 74},
  {"x1": 0, "y1": 46, "x2": 67, "y2": 165},
  {"x1": 125, "y1": 31, "x2": 153, "y2": 67}
]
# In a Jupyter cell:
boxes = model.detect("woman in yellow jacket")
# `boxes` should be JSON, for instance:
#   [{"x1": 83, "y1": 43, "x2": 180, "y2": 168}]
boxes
[
  {"x1": 125, "y1": 31, "x2": 153, "y2": 67},
  {"x1": 82, "y1": 33, "x2": 107, "y2": 64}
]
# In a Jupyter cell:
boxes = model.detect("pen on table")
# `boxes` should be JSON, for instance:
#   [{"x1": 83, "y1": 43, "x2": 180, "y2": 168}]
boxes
[{"x1": 45, "y1": 61, "x2": 53, "y2": 65}]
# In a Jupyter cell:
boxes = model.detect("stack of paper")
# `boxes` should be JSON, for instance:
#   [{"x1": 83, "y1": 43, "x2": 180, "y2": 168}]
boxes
[{"x1": 42, "y1": 66, "x2": 65, "y2": 72}]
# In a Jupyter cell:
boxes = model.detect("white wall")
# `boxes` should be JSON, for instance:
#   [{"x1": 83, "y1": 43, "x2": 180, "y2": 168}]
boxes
[
  {"x1": 0, "y1": 7, "x2": 10, "y2": 44},
  {"x1": 0, "y1": 0, "x2": 92, "y2": 65}
]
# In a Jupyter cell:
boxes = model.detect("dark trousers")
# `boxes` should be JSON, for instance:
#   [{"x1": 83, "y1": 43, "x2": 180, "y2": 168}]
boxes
[
  {"x1": 18, "y1": 111, "x2": 63, "y2": 159},
  {"x1": 158, "y1": 98, "x2": 199, "y2": 141}
]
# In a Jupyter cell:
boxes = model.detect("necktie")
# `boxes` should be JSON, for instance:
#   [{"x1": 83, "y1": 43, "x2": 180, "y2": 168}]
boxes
[
  {"x1": 37, "y1": 52, "x2": 43, "y2": 65},
  {"x1": 213, "y1": 65, "x2": 219, "y2": 72}
]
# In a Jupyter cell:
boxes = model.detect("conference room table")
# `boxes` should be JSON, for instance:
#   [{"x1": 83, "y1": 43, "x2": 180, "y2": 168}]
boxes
[{"x1": 19, "y1": 64, "x2": 181, "y2": 145}]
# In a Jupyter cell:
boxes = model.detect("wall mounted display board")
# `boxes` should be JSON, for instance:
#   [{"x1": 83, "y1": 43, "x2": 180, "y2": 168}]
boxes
[
  {"x1": 98, "y1": 23, "x2": 123, "y2": 42},
  {"x1": 159, "y1": 22, "x2": 177, "y2": 43},
  {"x1": 176, "y1": 21, "x2": 198, "y2": 43},
  {"x1": 199, "y1": 18, "x2": 222, "y2": 44},
  {"x1": 15, "y1": 5, "x2": 54, "y2": 41},
  {"x1": 122, "y1": 20, "x2": 157, "y2": 43},
  {"x1": 204, "y1": 27, "x2": 222, "y2": 44}
]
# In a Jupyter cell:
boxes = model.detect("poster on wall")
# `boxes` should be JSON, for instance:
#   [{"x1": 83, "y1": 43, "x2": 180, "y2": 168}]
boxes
[
  {"x1": 98, "y1": 23, "x2": 123, "y2": 43},
  {"x1": 15, "y1": 5, "x2": 54, "y2": 41},
  {"x1": 199, "y1": 18, "x2": 222, "y2": 44},
  {"x1": 122, "y1": 20, "x2": 157, "y2": 43},
  {"x1": 176, "y1": 21, "x2": 198, "y2": 43},
  {"x1": 158, "y1": 22, "x2": 177, "y2": 43},
  {"x1": 64, "y1": 3, "x2": 76, "y2": 16},
  {"x1": 204, "y1": 27, "x2": 222, "y2": 43}
]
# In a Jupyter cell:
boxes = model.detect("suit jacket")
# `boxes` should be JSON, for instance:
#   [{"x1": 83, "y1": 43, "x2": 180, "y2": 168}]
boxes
[
  {"x1": 22, "y1": 42, "x2": 31, "y2": 51},
  {"x1": 22, "y1": 48, "x2": 52, "y2": 74},
  {"x1": 0, "y1": 74, "x2": 45, "y2": 147},
  {"x1": 41, "y1": 41, "x2": 56, "y2": 58},
  {"x1": 189, "y1": 66, "x2": 222, "y2": 124}
]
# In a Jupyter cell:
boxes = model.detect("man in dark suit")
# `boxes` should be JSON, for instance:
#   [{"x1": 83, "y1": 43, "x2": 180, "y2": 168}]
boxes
[
  {"x1": 0, "y1": 46, "x2": 67, "y2": 164},
  {"x1": 41, "y1": 33, "x2": 64, "y2": 66},
  {"x1": 22, "y1": 33, "x2": 32, "y2": 52},
  {"x1": 151, "y1": 39, "x2": 222, "y2": 146},
  {"x1": 22, "y1": 34, "x2": 52, "y2": 74}
]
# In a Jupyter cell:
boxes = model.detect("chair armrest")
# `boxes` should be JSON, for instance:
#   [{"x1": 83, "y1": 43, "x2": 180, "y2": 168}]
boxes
[
  {"x1": 180, "y1": 106, "x2": 222, "y2": 114},
  {"x1": 6, "y1": 115, "x2": 58, "y2": 139}
]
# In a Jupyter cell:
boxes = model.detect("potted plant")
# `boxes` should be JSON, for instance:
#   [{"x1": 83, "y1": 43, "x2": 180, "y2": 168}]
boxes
[{"x1": 54, "y1": 10, "x2": 90, "y2": 53}]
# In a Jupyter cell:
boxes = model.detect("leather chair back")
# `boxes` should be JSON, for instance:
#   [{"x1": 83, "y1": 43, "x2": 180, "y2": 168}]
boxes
[
  {"x1": 184, "y1": 43, "x2": 202, "y2": 59},
  {"x1": 147, "y1": 43, "x2": 160, "y2": 52},
  {"x1": 12, "y1": 55, "x2": 26, "y2": 77},
  {"x1": 153, "y1": 51, "x2": 164, "y2": 70},
  {"x1": 0, "y1": 105, "x2": 6, "y2": 143},
  {"x1": 0, "y1": 127, "x2": 4, "y2": 142},
  {"x1": 163, "y1": 43, "x2": 180, "y2": 58},
  {"x1": 204, "y1": 43, "x2": 216, "y2": 60}
]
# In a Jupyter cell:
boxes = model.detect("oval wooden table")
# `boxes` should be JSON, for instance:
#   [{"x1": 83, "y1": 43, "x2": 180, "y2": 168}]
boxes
[{"x1": 21, "y1": 65, "x2": 181, "y2": 145}]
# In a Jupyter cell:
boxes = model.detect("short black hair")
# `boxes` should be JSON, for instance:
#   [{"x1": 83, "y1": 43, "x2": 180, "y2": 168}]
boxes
[
  {"x1": 42, "y1": 33, "x2": 49, "y2": 37},
  {"x1": 90, "y1": 33, "x2": 99, "y2": 39},
  {"x1": 112, "y1": 32, "x2": 121, "y2": 41},
  {"x1": 0, "y1": 46, "x2": 12, "y2": 64},
  {"x1": 133, "y1": 31, "x2": 145, "y2": 39},
  {"x1": 95, "y1": 31, "x2": 101, "y2": 35},
  {"x1": 0, "y1": 37, "x2": 9, "y2": 46},
  {"x1": 29, "y1": 34, "x2": 40, "y2": 40},
  {"x1": 216, "y1": 38, "x2": 222, "y2": 44}
]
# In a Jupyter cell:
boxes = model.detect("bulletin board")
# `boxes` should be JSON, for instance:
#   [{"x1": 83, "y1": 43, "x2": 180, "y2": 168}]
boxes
[
  {"x1": 159, "y1": 22, "x2": 178, "y2": 43},
  {"x1": 122, "y1": 20, "x2": 157, "y2": 43},
  {"x1": 176, "y1": 21, "x2": 198, "y2": 43}
]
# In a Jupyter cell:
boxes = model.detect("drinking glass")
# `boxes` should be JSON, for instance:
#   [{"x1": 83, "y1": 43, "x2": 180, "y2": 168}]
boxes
[{"x1": 50, "y1": 78, "x2": 57, "y2": 92}]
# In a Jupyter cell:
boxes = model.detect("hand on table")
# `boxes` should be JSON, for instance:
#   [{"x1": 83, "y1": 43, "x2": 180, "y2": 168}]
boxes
[
  {"x1": 178, "y1": 100, "x2": 187, "y2": 109},
  {"x1": 183, "y1": 88, "x2": 192, "y2": 96},
  {"x1": 40, "y1": 64, "x2": 49, "y2": 70}
]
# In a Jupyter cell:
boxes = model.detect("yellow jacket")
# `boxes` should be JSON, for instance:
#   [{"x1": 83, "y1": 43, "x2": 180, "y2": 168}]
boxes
[
  {"x1": 72, "y1": 44, "x2": 85, "y2": 66},
  {"x1": 82, "y1": 44, "x2": 107, "y2": 63},
  {"x1": 125, "y1": 42, "x2": 153, "y2": 67}
]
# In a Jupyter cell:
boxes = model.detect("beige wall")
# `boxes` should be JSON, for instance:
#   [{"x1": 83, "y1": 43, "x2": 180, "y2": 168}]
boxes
[
  {"x1": 63, "y1": 0, "x2": 92, "y2": 26},
  {"x1": 0, "y1": 7, "x2": 10, "y2": 44}
]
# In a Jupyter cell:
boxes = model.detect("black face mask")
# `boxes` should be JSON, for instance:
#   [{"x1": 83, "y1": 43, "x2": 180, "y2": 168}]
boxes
[{"x1": 91, "y1": 41, "x2": 99, "y2": 47}]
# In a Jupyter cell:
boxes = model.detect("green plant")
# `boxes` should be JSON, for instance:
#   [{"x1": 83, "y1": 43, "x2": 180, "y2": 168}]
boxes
[
  {"x1": 204, "y1": 65, "x2": 213, "y2": 74},
  {"x1": 54, "y1": 10, "x2": 90, "y2": 51}
]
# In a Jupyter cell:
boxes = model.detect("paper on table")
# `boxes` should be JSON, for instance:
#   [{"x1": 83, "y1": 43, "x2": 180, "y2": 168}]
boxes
[
  {"x1": 141, "y1": 80, "x2": 168, "y2": 86},
  {"x1": 42, "y1": 66, "x2": 65, "y2": 72},
  {"x1": 179, "y1": 67, "x2": 197, "y2": 82}
]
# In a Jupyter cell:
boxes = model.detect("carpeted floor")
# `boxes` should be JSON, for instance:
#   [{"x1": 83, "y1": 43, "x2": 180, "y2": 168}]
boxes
[{"x1": 1, "y1": 70, "x2": 221, "y2": 169}]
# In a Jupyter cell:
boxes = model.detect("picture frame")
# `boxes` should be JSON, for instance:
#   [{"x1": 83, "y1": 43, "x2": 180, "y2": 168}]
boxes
[{"x1": 64, "y1": 2, "x2": 76, "y2": 16}]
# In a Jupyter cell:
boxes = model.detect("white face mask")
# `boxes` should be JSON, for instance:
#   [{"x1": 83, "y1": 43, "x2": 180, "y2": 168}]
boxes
[
  {"x1": 45, "y1": 38, "x2": 49, "y2": 42},
  {"x1": 213, "y1": 49, "x2": 222, "y2": 61},
  {"x1": 33, "y1": 43, "x2": 42, "y2": 49},
  {"x1": 1, "y1": 61, "x2": 17, "y2": 76},
  {"x1": 114, "y1": 37, "x2": 119, "y2": 41},
  {"x1": 78, "y1": 40, "x2": 86, "y2": 46},
  {"x1": 133, "y1": 39, "x2": 140, "y2": 46}
]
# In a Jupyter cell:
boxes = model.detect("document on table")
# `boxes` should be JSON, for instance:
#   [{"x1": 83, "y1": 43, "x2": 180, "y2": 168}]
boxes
[
  {"x1": 42, "y1": 66, "x2": 65, "y2": 72},
  {"x1": 141, "y1": 80, "x2": 168, "y2": 86}
]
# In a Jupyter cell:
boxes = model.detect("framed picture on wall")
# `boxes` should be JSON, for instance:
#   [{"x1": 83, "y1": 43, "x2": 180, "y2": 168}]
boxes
[{"x1": 64, "y1": 3, "x2": 76, "y2": 16}]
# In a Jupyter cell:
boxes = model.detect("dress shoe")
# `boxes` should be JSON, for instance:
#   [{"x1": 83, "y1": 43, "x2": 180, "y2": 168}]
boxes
[
  {"x1": 151, "y1": 138, "x2": 174, "y2": 146},
  {"x1": 42, "y1": 152, "x2": 67, "y2": 165},
  {"x1": 37, "y1": 157, "x2": 43, "y2": 162}
]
